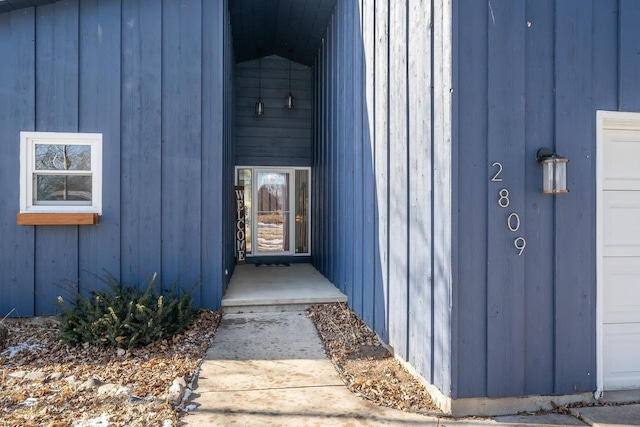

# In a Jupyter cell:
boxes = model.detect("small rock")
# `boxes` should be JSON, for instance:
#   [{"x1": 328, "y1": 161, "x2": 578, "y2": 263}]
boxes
[
  {"x1": 97, "y1": 383, "x2": 130, "y2": 396},
  {"x1": 116, "y1": 348, "x2": 126, "y2": 357},
  {"x1": 47, "y1": 372, "x2": 64, "y2": 382},
  {"x1": 65, "y1": 375, "x2": 77, "y2": 384},
  {"x1": 172, "y1": 376, "x2": 187, "y2": 388},
  {"x1": 80, "y1": 378, "x2": 104, "y2": 390},
  {"x1": 22, "y1": 397, "x2": 38, "y2": 406},
  {"x1": 129, "y1": 395, "x2": 144, "y2": 404},
  {"x1": 8, "y1": 370, "x2": 28, "y2": 379},
  {"x1": 25, "y1": 371, "x2": 48, "y2": 382},
  {"x1": 167, "y1": 377, "x2": 186, "y2": 405}
]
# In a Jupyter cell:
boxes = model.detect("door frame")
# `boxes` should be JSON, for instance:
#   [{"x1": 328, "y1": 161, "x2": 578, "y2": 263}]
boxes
[
  {"x1": 595, "y1": 110, "x2": 640, "y2": 398},
  {"x1": 235, "y1": 166, "x2": 312, "y2": 258}
]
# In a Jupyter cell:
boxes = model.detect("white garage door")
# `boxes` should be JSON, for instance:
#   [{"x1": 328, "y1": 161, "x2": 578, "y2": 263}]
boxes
[{"x1": 602, "y1": 125, "x2": 640, "y2": 390}]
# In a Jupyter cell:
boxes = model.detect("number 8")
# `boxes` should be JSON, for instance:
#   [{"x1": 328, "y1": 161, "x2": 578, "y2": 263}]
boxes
[{"x1": 498, "y1": 189, "x2": 510, "y2": 208}]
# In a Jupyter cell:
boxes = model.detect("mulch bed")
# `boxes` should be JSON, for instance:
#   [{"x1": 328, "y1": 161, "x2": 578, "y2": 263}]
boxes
[{"x1": 306, "y1": 303, "x2": 442, "y2": 414}]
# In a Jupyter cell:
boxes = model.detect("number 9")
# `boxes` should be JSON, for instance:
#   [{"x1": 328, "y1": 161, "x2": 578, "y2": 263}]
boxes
[{"x1": 514, "y1": 237, "x2": 526, "y2": 256}]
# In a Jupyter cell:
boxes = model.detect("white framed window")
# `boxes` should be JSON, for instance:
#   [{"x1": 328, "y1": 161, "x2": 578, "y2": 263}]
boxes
[{"x1": 19, "y1": 131, "x2": 102, "y2": 214}]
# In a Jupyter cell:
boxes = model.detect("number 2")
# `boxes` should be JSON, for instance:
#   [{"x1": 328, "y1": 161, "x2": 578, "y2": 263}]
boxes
[{"x1": 491, "y1": 162, "x2": 503, "y2": 182}]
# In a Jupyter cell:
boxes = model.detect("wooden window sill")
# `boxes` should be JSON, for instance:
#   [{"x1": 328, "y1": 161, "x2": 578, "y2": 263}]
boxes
[{"x1": 17, "y1": 213, "x2": 99, "y2": 226}]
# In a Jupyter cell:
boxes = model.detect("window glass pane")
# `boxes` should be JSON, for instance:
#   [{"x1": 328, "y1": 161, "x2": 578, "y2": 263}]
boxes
[
  {"x1": 35, "y1": 144, "x2": 91, "y2": 171},
  {"x1": 295, "y1": 170, "x2": 309, "y2": 254},
  {"x1": 257, "y1": 172, "x2": 289, "y2": 252},
  {"x1": 35, "y1": 175, "x2": 92, "y2": 204},
  {"x1": 237, "y1": 169, "x2": 252, "y2": 253}
]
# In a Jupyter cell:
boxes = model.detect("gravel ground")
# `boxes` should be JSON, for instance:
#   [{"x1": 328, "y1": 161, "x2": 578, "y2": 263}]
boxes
[
  {"x1": 306, "y1": 303, "x2": 442, "y2": 415},
  {"x1": 0, "y1": 310, "x2": 220, "y2": 427}
]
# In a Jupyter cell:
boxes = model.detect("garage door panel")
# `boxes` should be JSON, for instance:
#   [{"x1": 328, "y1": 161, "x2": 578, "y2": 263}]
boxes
[
  {"x1": 602, "y1": 122, "x2": 640, "y2": 391},
  {"x1": 603, "y1": 257, "x2": 640, "y2": 324},
  {"x1": 603, "y1": 323, "x2": 640, "y2": 390},
  {"x1": 603, "y1": 130, "x2": 640, "y2": 191},
  {"x1": 603, "y1": 191, "x2": 640, "y2": 257}
]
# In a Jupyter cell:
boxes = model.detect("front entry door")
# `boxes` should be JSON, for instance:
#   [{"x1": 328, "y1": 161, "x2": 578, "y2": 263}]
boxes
[{"x1": 254, "y1": 169, "x2": 293, "y2": 255}]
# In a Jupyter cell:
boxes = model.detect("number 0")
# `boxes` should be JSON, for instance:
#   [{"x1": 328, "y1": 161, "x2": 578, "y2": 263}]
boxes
[
  {"x1": 514, "y1": 237, "x2": 526, "y2": 256},
  {"x1": 507, "y1": 213, "x2": 520, "y2": 232}
]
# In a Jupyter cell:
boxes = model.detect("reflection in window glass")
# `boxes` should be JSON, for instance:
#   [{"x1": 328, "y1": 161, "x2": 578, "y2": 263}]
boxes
[
  {"x1": 257, "y1": 172, "x2": 290, "y2": 252},
  {"x1": 35, "y1": 175, "x2": 92, "y2": 204},
  {"x1": 295, "y1": 170, "x2": 309, "y2": 254},
  {"x1": 237, "y1": 168, "x2": 252, "y2": 253},
  {"x1": 35, "y1": 144, "x2": 91, "y2": 171}
]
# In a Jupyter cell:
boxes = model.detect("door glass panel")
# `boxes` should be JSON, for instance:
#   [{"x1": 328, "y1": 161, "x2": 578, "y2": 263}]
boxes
[
  {"x1": 295, "y1": 169, "x2": 309, "y2": 254},
  {"x1": 256, "y1": 171, "x2": 290, "y2": 253},
  {"x1": 236, "y1": 169, "x2": 252, "y2": 254}
]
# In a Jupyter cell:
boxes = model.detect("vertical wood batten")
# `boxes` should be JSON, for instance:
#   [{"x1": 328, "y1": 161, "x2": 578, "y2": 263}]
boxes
[
  {"x1": 330, "y1": 2, "x2": 340, "y2": 288},
  {"x1": 120, "y1": 0, "x2": 162, "y2": 286},
  {"x1": 34, "y1": 1, "x2": 80, "y2": 315},
  {"x1": 201, "y1": 0, "x2": 225, "y2": 309},
  {"x1": 432, "y1": 0, "x2": 452, "y2": 394},
  {"x1": 160, "y1": 0, "x2": 203, "y2": 293},
  {"x1": 523, "y1": 0, "x2": 555, "y2": 396},
  {"x1": 592, "y1": 0, "x2": 619, "y2": 112},
  {"x1": 485, "y1": 0, "x2": 526, "y2": 398},
  {"x1": 554, "y1": 0, "x2": 596, "y2": 394},
  {"x1": 352, "y1": 0, "x2": 364, "y2": 317},
  {"x1": 361, "y1": 0, "x2": 376, "y2": 327},
  {"x1": 408, "y1": 0, "x2": 433, "y2": 384},
  {"x1": 0, "y1": 9, "x2": 36, "y2": 316},
  {"x1": 336, "y1": 0, "x2": 346, "y2": 296},
  {"x1": 388, "y1": 0, "x2": 409, "y2": 361},
  {"x1": 453, "y1": 0, "x2": 488, "y2": 398},
  {"x1": 78, "y1": 0, "x2": 122, "y2": 292},
  {"x1": 618, "y1": 0, "x2": 640, "y2": 110},
  {"x1": 373, "y1": 0, "x2": 390, "y2": 342}
]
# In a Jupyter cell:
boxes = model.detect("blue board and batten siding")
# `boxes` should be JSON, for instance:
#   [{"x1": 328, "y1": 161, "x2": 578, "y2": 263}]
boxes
[
  {"x1": 313, "y1": 0, "x2": 453, "y2": 396},
  {"x1": 0, "y1": 0, "x2": 235, "y2": 315},
  {"x1": 234, "y1": 55, "x2": 313, "y2": 166},
  {"x1": 452, "y1": 0, "x2": 640, "y2": 399}
]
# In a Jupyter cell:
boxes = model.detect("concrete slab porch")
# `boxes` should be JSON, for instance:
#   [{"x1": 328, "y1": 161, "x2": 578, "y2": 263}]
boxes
[{"x1": 221, "y1": 263, "x2": 347, "y2": 312}]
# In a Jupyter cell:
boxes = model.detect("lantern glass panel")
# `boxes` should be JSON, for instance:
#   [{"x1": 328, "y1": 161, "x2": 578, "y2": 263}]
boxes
[
  {"x1": 554, "y1": 158, "x2": 568, "y2": 193},
  {"x1": 542, "y1": 160, "x2": 554, "y2": 193}
]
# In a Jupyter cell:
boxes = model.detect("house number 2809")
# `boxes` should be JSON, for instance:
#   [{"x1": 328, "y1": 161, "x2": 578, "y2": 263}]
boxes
[{"x1": 491, "y1": 162, "x2": 526, "y2": 256}]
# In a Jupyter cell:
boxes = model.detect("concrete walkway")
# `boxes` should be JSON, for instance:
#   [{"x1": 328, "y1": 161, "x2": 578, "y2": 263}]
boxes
[{"x1": 182, "y1": 311, "x2": 599, "y2": 426}]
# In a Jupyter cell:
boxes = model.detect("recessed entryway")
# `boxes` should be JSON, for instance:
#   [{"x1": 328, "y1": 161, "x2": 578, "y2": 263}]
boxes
[
  {"x1": 597, "y1": 111, "x2": 640, "y2": 392},
  {"x1": 221, "y1": 263, "x2": 347, "y2": 312}
]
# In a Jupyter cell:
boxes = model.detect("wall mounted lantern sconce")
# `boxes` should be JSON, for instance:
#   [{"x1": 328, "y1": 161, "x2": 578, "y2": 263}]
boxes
[
  {"x1": 285, "y1": 58, "x2": 294, "y2": 109},
  {"x1": 536, "y1": 147, "x2": 569, "y2": 194},
  {"x1": 255, "y1": 58, "x2": 264, "y2": 116}
]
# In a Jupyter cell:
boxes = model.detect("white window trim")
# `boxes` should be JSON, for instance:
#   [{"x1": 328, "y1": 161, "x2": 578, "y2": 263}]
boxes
[{"x1": 20, "y1": 131, "x2": 103, "y2": 214}]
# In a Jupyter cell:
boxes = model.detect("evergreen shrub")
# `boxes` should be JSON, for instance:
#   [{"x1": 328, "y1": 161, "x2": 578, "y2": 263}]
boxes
[{"x1": 57, "y1": 273, "x2": 194, "y2": 349}]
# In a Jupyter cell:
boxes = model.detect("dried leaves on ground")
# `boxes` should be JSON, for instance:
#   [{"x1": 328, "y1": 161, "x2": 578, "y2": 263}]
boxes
[
  {"x1": 0, "y1": 309, "x2": 220, "y2": 427},
  {"x1": 307, "y1": 303, "x2": 441, "y2": 414}
]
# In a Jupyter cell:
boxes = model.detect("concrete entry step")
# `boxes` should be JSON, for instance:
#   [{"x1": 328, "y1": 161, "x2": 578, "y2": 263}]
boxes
[{"x1": 221, "y1": 263, "x2": 347, "y2": 313}]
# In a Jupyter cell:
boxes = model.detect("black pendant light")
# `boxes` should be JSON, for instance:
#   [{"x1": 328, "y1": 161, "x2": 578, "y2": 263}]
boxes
[
  {"x1": 255, "y1": 58, "x2": 264, "y2": 115},
  {"x1": 285, "y1": 57, "x2": 294, "y2": 109}
]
